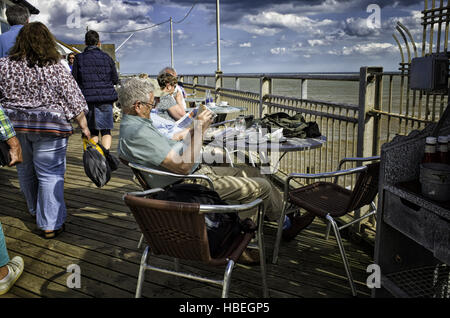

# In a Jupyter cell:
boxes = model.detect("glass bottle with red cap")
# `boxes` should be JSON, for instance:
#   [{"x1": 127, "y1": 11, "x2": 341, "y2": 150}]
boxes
[
  {"x1": 436, "y1": 136, "x2": 449, "y2": 164},
  {"x1": 423, "y1": 137, "x2": 438, "y2": 163}
]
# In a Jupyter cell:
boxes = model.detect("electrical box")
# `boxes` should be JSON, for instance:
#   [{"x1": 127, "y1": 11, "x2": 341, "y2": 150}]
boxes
[{"x1": 410, "y1": 54, "x2": 449, "y2": 91}]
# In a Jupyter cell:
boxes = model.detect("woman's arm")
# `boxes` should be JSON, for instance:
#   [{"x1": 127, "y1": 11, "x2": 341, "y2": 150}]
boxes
[
  {"x1": 74, "y1": 112, "x2": 91, "y2": 140},
  {"x1": 167, "y1": 104, "x2": 186, "y2": 120}
]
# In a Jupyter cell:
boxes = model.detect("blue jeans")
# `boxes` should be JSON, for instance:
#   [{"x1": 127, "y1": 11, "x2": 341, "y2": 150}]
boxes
[
  {"x1": 0, "y1": 222, "x2": 9, "y2": 267},
  {"x1": 16, "y1": 134, "x2": 68, "y2": 231}
]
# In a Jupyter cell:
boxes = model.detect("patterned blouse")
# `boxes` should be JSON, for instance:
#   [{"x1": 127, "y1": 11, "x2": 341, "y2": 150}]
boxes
[
  {"x1": 155, "y1": 94, "x2": 177, "y2": 122},
  {"x1": 0, "y1": 57, "x2": 88, "y2": 137}
]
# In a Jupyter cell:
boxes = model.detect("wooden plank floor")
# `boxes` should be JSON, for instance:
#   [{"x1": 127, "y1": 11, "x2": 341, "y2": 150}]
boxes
[{"x1": 0, "y1": 125, "x2": 375, "y2": 298}]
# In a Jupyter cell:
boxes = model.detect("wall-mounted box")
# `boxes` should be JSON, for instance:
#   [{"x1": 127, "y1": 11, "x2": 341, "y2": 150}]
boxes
[{"x1": 410, "y1": 54, "x2": 448, "y2": 91}]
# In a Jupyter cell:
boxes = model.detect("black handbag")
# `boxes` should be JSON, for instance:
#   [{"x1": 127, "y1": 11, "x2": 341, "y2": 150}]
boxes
[{"x1": 0, "y1": 141, "x2": 11, "y2": 166}]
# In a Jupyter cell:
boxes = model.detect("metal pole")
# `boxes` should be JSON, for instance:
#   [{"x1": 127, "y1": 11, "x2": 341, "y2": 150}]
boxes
[
  {"x1": 216, "y1": 0, "x2": 221, "y2": 72},
  {"x1": 170, "y1": 17, "x2": 174, "y2": 68}
]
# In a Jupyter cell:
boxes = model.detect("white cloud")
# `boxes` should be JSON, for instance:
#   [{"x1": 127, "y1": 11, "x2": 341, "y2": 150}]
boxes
[
  {"x1": 270, "y1": 47, "x2": 287, "y2": 55},
  {"x1": 200, "y1": 59, "x2": 216, "y2": 65},
  {"x1": 239, "y1": 42, "x2": 252, "y2": 48},
  {"x1": 308, "y1": 39, "x2": 327, "y2": 47},
  {"x1": 229, "y1": 11, "x2": 336, "y2": 36},
  {"x1": 27, "y1": 0, "x2": 156, "y2": 44},
  {"x1": 175, "y1": 30, "x2": 188, "y2": 40},
  {"x1": 335, "y1": 43, "x2": 398, "y2": 56}
]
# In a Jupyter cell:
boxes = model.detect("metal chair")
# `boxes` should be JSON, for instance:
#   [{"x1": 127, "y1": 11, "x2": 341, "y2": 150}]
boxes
[
  {"x1": 119, "y1": 157, "x2": 215, "y2": 248},
  {"x1": 123, "y1": 188, "x2": 268, "y2": 298},
  {"x1": 272, "y1": 156, "x2": 380, "y2": 296}
]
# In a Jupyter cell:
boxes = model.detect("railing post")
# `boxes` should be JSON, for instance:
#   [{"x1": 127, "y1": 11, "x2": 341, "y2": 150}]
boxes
[
  {"x1": 215, "y1": 71, "x2": 223, "y2": 104},
  {"x1": 193, "y1": 76, "x2": 198, "y2": 95},
  {"x1": 235, "y1": 77, "x2": 240, "y2": 90},
  {"x1": 301, "y1": 79, "x2": 308, "y2": 100},
  {"x1": 260, "y1": 76, "x2": 272, "y2": 118},
  {"x1": 357, "y1": 66, "x2": 383, "y2": 159},
  {"x1": 356, "y1": 66, "x2": 383, "y2": 234}
]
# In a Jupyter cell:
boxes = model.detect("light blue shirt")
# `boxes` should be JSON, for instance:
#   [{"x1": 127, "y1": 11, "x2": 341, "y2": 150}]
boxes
[
  {"x1": 0, "y1": 25, "x2": 23, "y2": 58},
  {"x1": 118, "y1": 114, "x2": 199, "y2": 189}
]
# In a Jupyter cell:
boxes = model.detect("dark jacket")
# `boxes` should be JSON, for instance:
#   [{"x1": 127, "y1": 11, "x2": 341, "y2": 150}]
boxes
[{"x1": 72, "y1": 46, "x2": 119, "y2": 103}]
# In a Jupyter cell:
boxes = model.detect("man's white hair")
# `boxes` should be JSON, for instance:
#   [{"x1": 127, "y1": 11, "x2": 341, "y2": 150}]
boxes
[{"x1": 118, "y1": 78, "x2": 155, "y2": 114}]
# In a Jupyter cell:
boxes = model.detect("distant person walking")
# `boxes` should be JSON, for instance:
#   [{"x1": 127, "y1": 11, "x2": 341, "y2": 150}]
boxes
[
  {"x1": 0, "y1": 22, "x2": 91, "y2": 239},
  {"x1": 67, "y1": 52, "x2": 75, "y2": 71},
  {"x1": 72, "y1": 30, "x2": 119, "y2": 150},
  {"x1": 0, "y1": 106, "x2": 24, "y2": 296},
  {"x1": 0, "y1": 5, "x2": 29, "y2": 58}
]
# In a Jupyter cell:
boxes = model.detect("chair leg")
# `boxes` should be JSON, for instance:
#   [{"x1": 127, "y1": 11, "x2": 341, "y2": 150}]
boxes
[
  {"x1": 137, "y1": 233, "x2": 144, "y2": 249},
  {"x1": 222, "y1": 260, "x2": 235, "y2": 298},
  {"x1": 325, "y1": 214, "x2": 357, "y2": 297},
  {"x1": 325, "y1": 222, "x2": 331, "y2": 240},
  {"x1": 272, "y1": 201, "x2": 289, "y2": 264},
  {"x1": 135, "y1": 246, "x2": 150, "y2": 298},
  {"x1": 257, "y1": 223, "x2": 269, "y2": 297}
]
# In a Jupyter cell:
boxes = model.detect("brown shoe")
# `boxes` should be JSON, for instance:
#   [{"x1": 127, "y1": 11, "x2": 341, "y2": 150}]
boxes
[
  {"x1": 282, "y1": 212, "x2": 315, "y2": 242},
  {"x1": 238, "y1": 248, "x2": 260, "y2": 265}
]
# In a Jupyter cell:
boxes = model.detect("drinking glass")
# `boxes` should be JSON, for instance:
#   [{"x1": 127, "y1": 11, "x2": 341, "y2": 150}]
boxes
[{"x1": 235, "y1": 116, "x2": 246, "y2": 136}]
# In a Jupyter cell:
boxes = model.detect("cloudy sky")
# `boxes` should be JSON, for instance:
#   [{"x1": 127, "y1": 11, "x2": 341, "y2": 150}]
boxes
[{"x1": 27, "y1": 0, "x2": 427, "y2": 75}]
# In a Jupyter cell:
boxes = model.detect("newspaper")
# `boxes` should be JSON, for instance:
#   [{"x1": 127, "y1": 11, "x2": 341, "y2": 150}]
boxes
[{"x1": 174, "y1": 104, "x2": 214, "y2": 130}]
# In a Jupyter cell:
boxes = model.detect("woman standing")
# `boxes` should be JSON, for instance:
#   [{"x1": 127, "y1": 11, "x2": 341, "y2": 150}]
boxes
[{"x1": 0, "y1": 22, "x2": 90, "y2": 239}]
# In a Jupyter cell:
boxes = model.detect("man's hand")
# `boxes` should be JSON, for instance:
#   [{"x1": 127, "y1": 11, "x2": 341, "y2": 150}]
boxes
[
  {"x1": 197, "y1": 109, "x2": 214, "y2": 132},
  {"x1": 6, "y1": 136, "x2": 22, "y2": 167}
]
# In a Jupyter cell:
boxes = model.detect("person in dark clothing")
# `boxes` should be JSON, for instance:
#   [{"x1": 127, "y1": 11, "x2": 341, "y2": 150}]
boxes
[{"x1": 72, "y1": 30, "x2": 118, "y2": 150}]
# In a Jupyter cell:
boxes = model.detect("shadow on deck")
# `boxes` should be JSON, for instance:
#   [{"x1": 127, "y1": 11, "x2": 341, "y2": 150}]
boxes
[{"x1": 0, "y1": 126, "x2": 374, "y2": 298}]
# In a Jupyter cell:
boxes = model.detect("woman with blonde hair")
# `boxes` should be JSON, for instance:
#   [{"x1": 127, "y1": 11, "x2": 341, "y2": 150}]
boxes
[{"x1": 0, "y1": 22, "x2": 90, "y2": 239}]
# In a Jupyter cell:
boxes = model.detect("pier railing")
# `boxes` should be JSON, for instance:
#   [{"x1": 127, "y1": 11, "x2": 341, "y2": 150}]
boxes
[{"x1": 175, "y1": 68, "x2": 448, "y2": 235}]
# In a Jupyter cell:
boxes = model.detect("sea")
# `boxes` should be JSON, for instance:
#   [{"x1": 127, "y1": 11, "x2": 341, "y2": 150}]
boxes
[{"x1": 193, "y1": 73, "x2": 448, "y2": 114}]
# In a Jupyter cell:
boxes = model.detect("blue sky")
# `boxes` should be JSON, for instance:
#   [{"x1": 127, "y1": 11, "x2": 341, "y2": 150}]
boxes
[{"x1": 27, "y1": 0, "x2": 426, "y2": 75}]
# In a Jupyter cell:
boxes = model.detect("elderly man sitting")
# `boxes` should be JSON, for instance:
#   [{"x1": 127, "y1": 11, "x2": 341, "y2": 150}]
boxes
[{"x1": 117, "y1": 77, "x2": 285, "y2": 225}]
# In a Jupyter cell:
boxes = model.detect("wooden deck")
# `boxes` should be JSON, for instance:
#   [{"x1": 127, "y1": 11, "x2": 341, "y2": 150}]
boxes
[{"x1": 0, "y1": 125, "x2": 375, "y2": 298}]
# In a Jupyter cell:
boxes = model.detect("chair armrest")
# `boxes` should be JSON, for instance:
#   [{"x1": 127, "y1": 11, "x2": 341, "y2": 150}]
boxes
[
  {"x1": 122, "y1": 188, "x2": 164, "y2": 200},
  {"x1": 210, "y1": 119, "x2": 236, "y2": 128},
  {"x1": 335, "y1": 156, "x2": 380, "y2": 183},
  {"x1": 199, "y1": 198, "x2": 263, "y2": 214},
  {"x1": 337, "y1": 156, "x2": 380, "y2": 170},
  {"x1": 128, "y1": 161, "x2": 215, "y2": 190},
  {"x1": 286, "y1": 166, "x2": 368, "y2": 191}
]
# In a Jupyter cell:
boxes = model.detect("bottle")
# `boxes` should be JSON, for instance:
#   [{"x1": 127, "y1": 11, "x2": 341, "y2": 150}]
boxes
[
  {"x1": 205, "y1": 90, "x2": 210, "y2": 105},
  {"x1": 422, "y1": 137, "x2": 438, "y2": 163},
  {"x1": 205, "y1": 90, "x2": 213, "y2": 105},
  {"x1": 436, "y1": 136, "x2": 449, "y2": 164},
  {"x1": 208, "y1": 90, "x2": 213, "y2": 105}
]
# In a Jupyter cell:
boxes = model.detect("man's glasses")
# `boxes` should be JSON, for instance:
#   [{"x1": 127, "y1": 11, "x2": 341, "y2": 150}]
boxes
[{"x1": 138, "y1": 101, "x2": 155, "y2": 109}]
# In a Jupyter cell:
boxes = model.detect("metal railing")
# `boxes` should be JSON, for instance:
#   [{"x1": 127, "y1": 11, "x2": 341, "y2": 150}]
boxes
[
  {"x1": 175, "y1": 67, "x2": 448, "y2": 235},
  {"x1": 120, "y1": 1, "x2": 449, "y2": 236}
]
